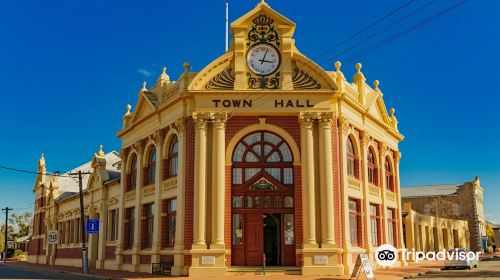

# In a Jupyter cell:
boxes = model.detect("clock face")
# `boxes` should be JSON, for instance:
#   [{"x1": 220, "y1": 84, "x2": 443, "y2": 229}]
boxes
[{"x1": 247, "y1": 44, "x2": 280, "y2": 76}]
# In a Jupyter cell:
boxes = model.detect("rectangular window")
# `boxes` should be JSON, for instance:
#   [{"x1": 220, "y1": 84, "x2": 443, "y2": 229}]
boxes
[
  {"x1": 387, "y1": 208, "x2": 396, "y2": 246},
  {"x1": 65, "y1": 220, "x2": 70, "y2": 244},
  {"x1": 232, "y1": 214, "x2": 243, "y2": 245},
  {"x1": 163, "y1": 199, "x2": 176, "y2": 248},
  {"x1": 349, "y1": 199, "x2": 360, "y2": 246},
  {"x1": 370, "y1": 204, "x2": 380, "y2": 246},
  {"x1": 143, "y1": 203, "x2": 155, "y2": 248},
  {"x1": 232, "y1": 168, "x2": 242, "y2": 184},
  {"x1": 347, "y1": 158, "x2": 355, "y2": 177},
  {"x1": 108, "y1": 209, "x2": 118, "y2": 241},
  {"x1": 75, "y1": 218, "x2": 80, "y2": 243},
  {"x1": 284, "y1": 214, "x2": 294, "y2": 245},
  {"x1": 125, "y1": 207, "x2": 135, "y2": 250}
]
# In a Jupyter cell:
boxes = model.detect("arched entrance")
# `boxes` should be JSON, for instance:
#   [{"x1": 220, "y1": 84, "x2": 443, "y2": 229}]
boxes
[{"x1": 230, "y1": 131, "x2": 296, "y2": 266}]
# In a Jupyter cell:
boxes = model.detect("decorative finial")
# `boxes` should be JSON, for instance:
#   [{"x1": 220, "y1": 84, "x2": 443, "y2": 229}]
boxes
[
  {"x1": 98, "y1": 145, "x2": 104, "y2": 156},
  {"x1": 125, "y1": 104, "x2": 131, "y2": 116},
  {"x1": 183, "y1": 61, "x2": 190, "y2": 72},
  {"x1": 140, "y1": 81, "x2": 147, "y2": 92},
  {"x1": 355, "y1": 63, "x2": 362, "y2": 73},
  {"x1": 38, "y1": 153, "x2": 46, "y2": 170},
  {"x1": 390, "y1": 108, "x2": 395, "y2": 117},
  {"x1": 373, "y1": 80, "x2": 379, "y2": 90},
  {"x1": 335, "y1": 61, "x2": 342, "y2": 71},
  {"x1": 157, "y1": 66, "x2": 170, "y2": 83}
]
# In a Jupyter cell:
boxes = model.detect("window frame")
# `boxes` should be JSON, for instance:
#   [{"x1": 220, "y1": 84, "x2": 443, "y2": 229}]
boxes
[
  {"x1": 367, "y1": 148, "x2": 378, "y2": 185},
  {"x1": 370, "y1": 204, "x2": 381, "y2": 246},
  {"x1": 147, "y1": 147, "x2": 156, "y2": 185},
  {"x1": 349, "y1": 199, "x2": 362, "y2": 247},
  {"x1": 166, "y1": 136, "x2": 179, "y2": 178}
]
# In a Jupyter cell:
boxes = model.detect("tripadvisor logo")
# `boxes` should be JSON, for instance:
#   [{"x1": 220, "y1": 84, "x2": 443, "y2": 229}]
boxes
[{"x1": 375, "y1": 243, "x2": 398, "y2": 266}]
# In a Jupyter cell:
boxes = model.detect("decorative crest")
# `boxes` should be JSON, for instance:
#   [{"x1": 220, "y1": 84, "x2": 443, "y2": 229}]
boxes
[
  {"x1": 248, "y1": 14, "x2": 280, "y2": 46},
  {"x1": 292, "y1": 67, "x2": 321, "y2": 89},
  {"x1": 247, "y1": 72, "x2": 280, "y2": 89},
  {"x1": 206, "y1": 67, "x2": 235, "y2": 90}
]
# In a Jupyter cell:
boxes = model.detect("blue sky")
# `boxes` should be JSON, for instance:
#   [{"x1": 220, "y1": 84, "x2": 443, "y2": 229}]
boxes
[{"x1": 0, "y1": 0, "x2": 498, "y2": 223}]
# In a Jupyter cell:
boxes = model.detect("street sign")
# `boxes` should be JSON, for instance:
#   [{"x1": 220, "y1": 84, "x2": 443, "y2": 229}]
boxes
[
  {"x1": 47, "y1": 230, "x2": 58, "y2": 244},
  {"x1": 86, "y1": 219, "x2": 99, "y2": 234}
]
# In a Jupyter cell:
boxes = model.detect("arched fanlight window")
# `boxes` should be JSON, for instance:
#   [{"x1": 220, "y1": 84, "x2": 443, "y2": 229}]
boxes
[
  {"x1": 167, "y1": 136, "x2": 179, "y2": 178},
  {"x1": 147, "y1": 147, "x2": 156, "y2": 185},
  {"x1": 385, "y1": 158, "x2": 394, "y2": 192},
  {"x1": 232, "y1": 131, "x2": 293, "y2": 186},
  {"x1": 367, "y1": 148, "x2": 378, "y2": 185},
  {"x1": 347, "y1": 137, "x2": 356, "y2": 178},
  {"x1": 128, "y1": 155, "x2": 137, "y2": 191}
]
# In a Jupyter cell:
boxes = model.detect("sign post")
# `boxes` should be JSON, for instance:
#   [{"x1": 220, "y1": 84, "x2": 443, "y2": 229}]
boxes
[
  {"x1": 351, "y1": 253, "x2": 375, "y2": 280},
  {"x1": 47, "y1": 230, "x2": 58, "y2": 271}
]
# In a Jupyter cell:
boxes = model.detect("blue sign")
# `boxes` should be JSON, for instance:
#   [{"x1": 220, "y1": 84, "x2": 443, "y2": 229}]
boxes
[{"x1": 86, "y1": 219, "x2": 99, "y2": 234}]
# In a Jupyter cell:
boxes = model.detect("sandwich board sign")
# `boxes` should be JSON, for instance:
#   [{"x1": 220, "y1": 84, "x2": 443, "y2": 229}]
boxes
[
  {"x1": 47, "y1": 230, "x2": 58, "y2": 245},
  {"x1": 351, "y1": 253, "x2": 375, "y2": 279}
]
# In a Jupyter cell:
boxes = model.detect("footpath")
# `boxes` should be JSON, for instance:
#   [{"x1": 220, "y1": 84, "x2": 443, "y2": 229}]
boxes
[{"x1": 0, "y1": 259, "x2": 449, "y2": 280}]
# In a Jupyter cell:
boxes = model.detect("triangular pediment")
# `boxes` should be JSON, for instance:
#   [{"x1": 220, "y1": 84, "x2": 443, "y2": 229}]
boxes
[
  {"x1": 230, "y1": 1, "x2": 295, "y2": 34},
  {"x1": 131, "y1": 93, "x2": 156, "y2": 123},
  {"x1": 365, "y1": 90, "x2": 390, "y2": 125}
]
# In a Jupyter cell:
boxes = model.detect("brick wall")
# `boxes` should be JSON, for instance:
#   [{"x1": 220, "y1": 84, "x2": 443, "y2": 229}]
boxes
[
  {"x1": 105, "y1": 246, "x2": 116, "y2": 260},
  {"x1": 332, "y1": 118, "x2": 343, "y2": 246},
  {"x1": 55, "y1": 247, "x2": 81, "y2": 259},
  {"x1": 140, "y1": 255, "x2": 151, "y2": 264},
  {"x1": 123, "y1": 255, "x2": 132, "y2": 264},
  {"x1": 184, "y1": 117, "x2": 194, "y2": 251}
]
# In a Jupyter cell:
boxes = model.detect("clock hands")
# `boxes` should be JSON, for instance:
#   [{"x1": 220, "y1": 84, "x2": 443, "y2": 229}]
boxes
[{"x1": 259, "y1": 50, "x2": 270, "y2": 65}]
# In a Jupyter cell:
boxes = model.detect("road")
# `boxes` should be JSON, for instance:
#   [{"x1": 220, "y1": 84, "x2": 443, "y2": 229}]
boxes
[
  {"x1": 413, "y1": 256, "x2": 500, "y2": 279},
  {"x1": 0, "y1": 263, "x2": 96, "y2": 280}
]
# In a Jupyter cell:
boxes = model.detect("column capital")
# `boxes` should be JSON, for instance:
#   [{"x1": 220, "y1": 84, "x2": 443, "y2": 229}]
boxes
[
  {"x1": 133, "y1": 140, "x2": 145, "y2": 155},
  {"x1": 338, "y1": 115, "x2": 350, "y2": 135},
  {"x1": 317, "y1": 112, "x2": 334, "y2": 128},
  {"x1": 379, "y1": 143, "x2": 388, "y2": 156},
  {"x1": 150, "y1": 129, "x2": 165, "y2": 146},
  {"x1": 360, "y1": 130, "x2": 371, "y2": 145},
  {"x1": 174, "y1": 118, "x2": 185, "y2": 134},
  {"x1": 212, "y1": 112, "x2": 228, "y2": 130},
  {"x1": 298, "y1": 112, "x2": 319, "y2": 128},
  {"x1": 192, "y1": 112, "x2": 211, "y2": 130},
  {"x1": 394, "y1": 151, "x2": 402, "y2": 164}
]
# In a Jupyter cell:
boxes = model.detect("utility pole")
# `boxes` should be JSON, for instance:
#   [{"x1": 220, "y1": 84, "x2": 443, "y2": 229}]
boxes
[
  {"x1": 69, "y1": 170, "x2": 91, "y2": 273},
  {"x1": 2, "y1": 207, "x2": 13, "y2": 263}
]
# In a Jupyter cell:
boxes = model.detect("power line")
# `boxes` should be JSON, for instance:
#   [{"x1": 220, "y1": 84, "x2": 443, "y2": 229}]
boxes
[
  {"x1": 225, "y1": 0, "x2": 469, "y2": 119},
  {"x1": 0, "y1": 165, "x2": 75, "y2": 178},
  {"x1": 214, "y1": 0, "x2": 422, "y2": 120},
  {"x1": 313, "y1": 0, "x2": 417, "y2": 61},
  {"x1": 343, "y1": 0, "x2": 470, "y2": 63},
  {"x1": 322, "y1": 0, "x2": 439, "y2": 64}
]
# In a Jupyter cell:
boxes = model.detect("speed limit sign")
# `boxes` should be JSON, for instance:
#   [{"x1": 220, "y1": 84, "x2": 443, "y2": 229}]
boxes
[{"x1": 47, "y1": 230, "x2": 58, "y2": 245}]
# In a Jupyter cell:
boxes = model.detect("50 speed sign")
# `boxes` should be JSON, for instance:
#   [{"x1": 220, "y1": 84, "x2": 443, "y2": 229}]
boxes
[{"x1": 47, "y1": 230, "x2": 58, "y2": 244}]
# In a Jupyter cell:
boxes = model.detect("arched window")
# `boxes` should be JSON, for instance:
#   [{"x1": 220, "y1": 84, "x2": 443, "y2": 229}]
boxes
[
  {"x1": 385, "y1": 158, "x2": 394, "y2": 192},
  {"x1": 232, "y1": 131, "x2": 294, "y2": 187},
  {"x1": 128, "y1": 155, "x2": 137, "y2": 191},
  {"x1": 147, "y1": 147, "x2": 156, "y2": 185},
  {"x1": 367, "y1": 148, "x2": 378, "y2": 185},
  {"x1": 347, "y1": 137, "x2": 356, "y2": 177},
  {"x1": 167, "y1": 136, "x2": 179, "y2": 178}
]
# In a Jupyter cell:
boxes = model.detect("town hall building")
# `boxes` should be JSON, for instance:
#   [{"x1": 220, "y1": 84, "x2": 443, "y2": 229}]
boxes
[{"x1": 28, "y1": 1, "x2": 405, "y2": 276}]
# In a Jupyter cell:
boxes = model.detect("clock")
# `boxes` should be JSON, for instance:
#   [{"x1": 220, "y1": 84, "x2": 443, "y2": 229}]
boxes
[{"x1": 247, "y1": 44, "x2": 280, "y2": 76}]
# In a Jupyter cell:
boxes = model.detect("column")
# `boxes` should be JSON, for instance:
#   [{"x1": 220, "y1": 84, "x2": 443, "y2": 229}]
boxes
[
  {"x1": 360, "y1": 131, "x2": 371, "y2": 249},
  {"x1": 318, "y1": 113, "x2": 335, "y2": 246},
  {"x1": 299, "y1": 113, "x2": 317, "y2": 246},
  {"x1": 97, "y1": 191, "x2": 108, "y2": 269},
  {"x1": 192, "y1": 113, "x2": 208, "y2": 248},
  {"x1": 173, "y1": 118, "x2": 186, "y2": 275},
  {"x1": 379, "y1": 144, "x2": 388, "y2": 245},
  {"x1": 212, "y1": 113, "x2": 227, "y2": 248},
  {"x1": 115, "y1": 149, "x2": 128, "y2": 269},
  {"x1": 152, "y1": 131, "x2": 164, "y2": 263},
  {"x1": 338, "y1": 116, "x2": 353, "y2": 274},
  {"x1": 132, "y1": 142, "x2": 144, "y2": 270}
]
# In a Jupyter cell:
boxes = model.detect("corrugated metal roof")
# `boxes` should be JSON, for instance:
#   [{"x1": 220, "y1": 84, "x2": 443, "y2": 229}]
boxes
[
  {"x1": 400, "y1": 184, "x2": 461, "y2": 197},
  {"x1": 56, "y1": 151, "x2": 121, "y2": 196}
]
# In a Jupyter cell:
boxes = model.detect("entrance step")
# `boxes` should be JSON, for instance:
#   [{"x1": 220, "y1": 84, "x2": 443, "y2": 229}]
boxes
[{"x1": 227, "y1": 266, "x2": 301, "y2": 275}]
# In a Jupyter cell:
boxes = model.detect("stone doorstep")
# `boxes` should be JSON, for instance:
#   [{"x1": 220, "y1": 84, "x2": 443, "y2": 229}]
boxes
[
  {"x1": 2, "y1": 262, "x2": 112, "y2": 280},
  {"x1": 227, "y1": 266, "x2": 301, "y2": 275}
]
